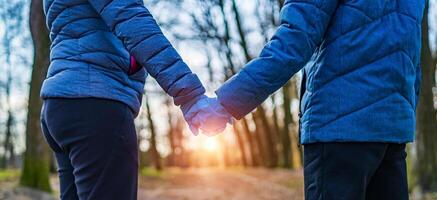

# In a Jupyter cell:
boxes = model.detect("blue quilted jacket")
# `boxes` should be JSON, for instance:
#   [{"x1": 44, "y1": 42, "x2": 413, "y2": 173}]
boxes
[
  {"x1": 41, "y1": 0, "x2": 205, "y2": 115},
  {"x1": 217, "y1": 0, "x2": 425, "y2": 144}
]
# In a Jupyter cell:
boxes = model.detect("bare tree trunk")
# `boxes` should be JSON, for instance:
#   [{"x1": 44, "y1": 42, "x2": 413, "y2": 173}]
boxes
[
  {"x1": 174, "y1": 118, "x2": 188, "y2": 168},
  {"x1": 137, "y1": 111, "x2": 149, "y2": 169},
  {"x1": 269, "y1": 95, "x2": 282, "y2": 167},
  {"x1": 230, "y1": 0, "x2": 251, "y2": 61},
  {"x1": 250, "y1": 113, "x2": 269, "y2": 166},
  {"x1": 290, "y1": 78, "x2": 303, "y2": 166},
  {"x1": 20, "y1": 0, "x2": 51, "y2": 192},
  {"x1": 145, "y1": 95, "x2": 162, "y2": 171},
  {"x1": 233, "y1": 122, "x2": 248, "y2": 166},
  {"x1": 254, "y1": 107, "x2": 278, "y2": 167},
  {"x1": 281, "y1": 81, "x2": 294, "y2": 168},
  {"x1": 165, "y1": 99, "x2": 177, "y2": 167},
  {"x1": 242, "y1": 118, "x2": 261, "y2": 166},
  {"x1": 252, "y1": 111, "x2": 273, "y2": 167},
  {"x1": 202, "y1": 46, "x2": 215, "y2": 83},
  {"x1": 271, "y1": 95, "x2": 281, "y2": 145},
  {"x1": 2, "y1": 111, "x2": 13, "y2": 168},
  {"x1": 218, "y1": 0, "x2": 236, "y2": 75},
  {"x1": 3, "y1": 62, "x2": 15, "y2": 169},
  {"x1": 277, "y1": 0, "x2": 285, "y2": 8},
  {"x1": 8, "y1": 138, "x2": 15, "y2": 168},
  {"x1": 415, "y1": 4, "x2": 437, "y2": 193},
  {"x1": 1, "y1": 1, "x2": 21, "y2": 169}
]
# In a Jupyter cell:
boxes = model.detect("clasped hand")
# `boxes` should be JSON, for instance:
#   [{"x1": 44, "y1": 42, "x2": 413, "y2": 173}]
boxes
[{"x1": 181, "y1": 95, "x2": 233, "y2": 136}]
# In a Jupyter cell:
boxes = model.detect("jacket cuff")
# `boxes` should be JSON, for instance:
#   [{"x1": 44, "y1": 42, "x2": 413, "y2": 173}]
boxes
[
  {"x1": 171, "y1": 73, "x2": 206, "y2": 106},
  {"x1": 215, "y1": 71, "x2": 268, "y2": 120}
]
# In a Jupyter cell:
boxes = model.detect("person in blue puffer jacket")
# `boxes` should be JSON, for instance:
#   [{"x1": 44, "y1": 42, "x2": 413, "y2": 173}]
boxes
[
  {"x1": 40, "y1": 0, "x2": 231, "y2": 199},
  {"x1": 193, "y1": 0, "x2": 426, "y2": 199}
]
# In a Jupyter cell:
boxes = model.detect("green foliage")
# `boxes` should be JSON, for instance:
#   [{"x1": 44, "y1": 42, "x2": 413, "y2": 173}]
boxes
[
  {"x1": 140, "y1": 167, "x2": 167, "y2": 178},
  {"x1": 284, "y1": 179, "x2": 304, "y2": 190},
  {"x1": 407, "y1": 144, "x2": 416, "y2": 193},
  {"x1": 425, "y1": 193, "x2": 437, "y2": 200},
  {"x1": 0, "y1": 169, "x2": 20, "y2": 181},
  {"x1": 20, "y1": 156, "x2": 52, "y2": 192}
]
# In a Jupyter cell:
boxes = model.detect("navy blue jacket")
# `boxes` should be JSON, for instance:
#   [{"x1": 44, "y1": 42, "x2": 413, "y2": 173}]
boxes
[
  {"x1": 41, "y1": 0, "x2": 205, "y2": 115},
  {"x1": 217, "y1": 0, "x2": 425, "y2": 143}
]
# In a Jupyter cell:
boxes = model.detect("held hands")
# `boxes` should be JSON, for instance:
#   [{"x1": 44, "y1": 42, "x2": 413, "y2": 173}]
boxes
[{"x1": 181, "y1": 95, "x2": 233, "y2": 136}]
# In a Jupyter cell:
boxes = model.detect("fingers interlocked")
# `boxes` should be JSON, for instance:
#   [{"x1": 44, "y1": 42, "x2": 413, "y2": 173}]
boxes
[{"x1": 181, "y1": 95, "x2": 233, "y2": 136}]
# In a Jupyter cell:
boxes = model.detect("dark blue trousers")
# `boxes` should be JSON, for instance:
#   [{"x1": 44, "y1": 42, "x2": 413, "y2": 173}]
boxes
[
  {"x1": 41, "y1": 98, "x2": 138, "y2": 200},
  {"x1": 304, "y1": 142, "x2": 408, "y2": 200}
]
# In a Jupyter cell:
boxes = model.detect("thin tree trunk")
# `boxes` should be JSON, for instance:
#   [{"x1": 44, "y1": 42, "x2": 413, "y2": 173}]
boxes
[
  {"x1": 277, "y1": 0, "x2": 285, "y2": 8},
  {"x1": 230, "y1": 0, "x2": 251, "y2": 61},
  {"x1": 234, "y1": 122, "x2": 248, "y2": 166},
  {"x1": 281, "y1": 81, "x2": 294, "y2": 168},
  {"x1": 270, "y1": 95, "x2": 282, "y2": 167},
  {"x1": 2, "y1": 111, "x2": 13, "y2": 168},
  {"x1": 254, "y1": 107, "x2": 278, "y2": 167},
  {"x1": 271, "y1": 95, "x2": 281, "y2": 145},
  {"x1": 4, "y1": 70, "x2": 15, "y2": 169},
  {"x1": 166, "y1": 99, "x2": 176, "y2": 167},
  {"x1": 252, "y1": 111, "x2": 274, "y2": 167},
  {"x1": 137, "y1": 112, "x2": 149, "y2": 169},
  {"x1": 250, "y1": 113, "x2": 270, "y2": 167},
  {"x1": 8, "y1": 138, "x2": 15, "y2": 168},
  {"x1": 20, "y1": 0, "x2": 51, "y2": 192},
  {"x1": 2, "y1": 6, "x2": 17, "y2": 169},
  {"x1": 175, "y1": 119, "x2": 188, "y2": 168},
  {"x1": 290, "y1": 78, "x2": 303, "y2": 166},
  {"x1": 241, "y1": 118, "x2": 261, "y2": 166},
  {"x1": 218, "y1": 0, "x2": 236, "y2": 75},
  {"x1": 145, "y1": 95, "x2": 162, "y2": 171},
  {"x1": 415, "y1": 4, "x2": 437, "y2": 193},
  {"x1": 205, "y1": 48, "x2": 215, "y2": 83}
]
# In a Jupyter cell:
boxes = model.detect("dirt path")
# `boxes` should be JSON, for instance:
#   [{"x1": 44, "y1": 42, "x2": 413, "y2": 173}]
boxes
[
  {"x1": 0, "y1": 168, "x2": 303, "y2": 200},
  {"x1": 2, "y1": 169, "x2": 437, "y2": 200},
  {"x1": 138, "y1": 168, "x2": 304, "y2": 200},
  {"x1": 0, "y1": 180, "x2": 56, "y2": 200}
]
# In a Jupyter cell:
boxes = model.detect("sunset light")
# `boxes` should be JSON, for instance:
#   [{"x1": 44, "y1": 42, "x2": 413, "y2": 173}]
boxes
[
  {"x1": 1, "y1": 0, "x2": 433, "y2": 199},
  {"x1": 202, "y1": 137, "x2": 220, "y2": 152}
]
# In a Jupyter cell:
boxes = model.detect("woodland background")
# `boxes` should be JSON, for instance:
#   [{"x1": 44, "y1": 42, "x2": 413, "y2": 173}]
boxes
[{"x1": 0, "y1": 0, "x2": 436, "y2": 199}]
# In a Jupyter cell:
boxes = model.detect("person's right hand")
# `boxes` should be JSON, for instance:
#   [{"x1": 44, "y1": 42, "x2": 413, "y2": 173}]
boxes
[
  {"x1": 192, "y1": 97, "x2": 233, "y2": 136},
  {"x1": 181, "y1": 96, "x2": 233, "y2": 136}
]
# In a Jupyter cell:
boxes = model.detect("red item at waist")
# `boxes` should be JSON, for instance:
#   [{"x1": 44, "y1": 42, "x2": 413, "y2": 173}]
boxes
[{"x1": 129, "y1": 56, "x2": 141, "y2": 75}]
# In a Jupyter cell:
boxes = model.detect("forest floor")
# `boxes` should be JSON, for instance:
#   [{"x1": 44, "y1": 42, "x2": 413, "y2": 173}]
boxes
[
  {"x1": 2, "y1": 168, "x2": 437, "y2": 200},
  {"x1": 138, "y1": 168, "x2": 303, "y2": 200},
  {"x1": 0, "y1": 168, "x2": 303, "y2": 200}
]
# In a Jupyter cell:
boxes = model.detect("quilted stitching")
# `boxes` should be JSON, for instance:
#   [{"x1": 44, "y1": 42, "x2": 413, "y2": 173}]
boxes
[
  {"x1": 217, "y1": 0, "x2": 424, "y2": 143},
  {"x1": 41, "y1": 0, "x2": 205, "y2": 116}
]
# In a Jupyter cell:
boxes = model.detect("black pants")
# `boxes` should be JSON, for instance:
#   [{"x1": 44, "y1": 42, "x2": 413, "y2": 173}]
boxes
[
  {"x1": 41, "y1": 98, "x2": 138, "y2": 200},
  {"x1": 304, "y1": 142, "x2": 408, "y2": 200}
]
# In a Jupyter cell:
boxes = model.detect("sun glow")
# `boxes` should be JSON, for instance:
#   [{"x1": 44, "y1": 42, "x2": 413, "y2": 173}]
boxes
[{"x1": 202, "y1": 138, "x2": 220, "y2": 152}]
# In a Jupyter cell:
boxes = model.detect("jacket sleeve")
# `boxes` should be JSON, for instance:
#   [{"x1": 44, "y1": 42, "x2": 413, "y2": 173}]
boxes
[
  {"x1": 216, "y1": 0, "x2": 339, "y2": 119},
  {"x1": 87, "y1": 0, "x2": 205, "y2": 106}
]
